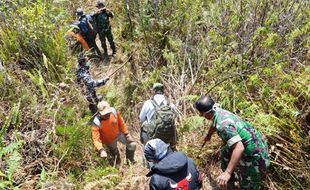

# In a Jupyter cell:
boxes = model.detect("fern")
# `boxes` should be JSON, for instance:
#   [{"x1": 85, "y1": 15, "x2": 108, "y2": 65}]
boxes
[
  {"x1": 0, "y1": 139, "x2": 24, "y2": 189},
  {"x1": 0, "y1": 100, "x2": 21, "y2": 144}
]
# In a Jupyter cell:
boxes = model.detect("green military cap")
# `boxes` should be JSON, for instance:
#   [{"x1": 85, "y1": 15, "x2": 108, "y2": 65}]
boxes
[{"x1": 153, "y1": 83, "x2": 164, "y2": 90}]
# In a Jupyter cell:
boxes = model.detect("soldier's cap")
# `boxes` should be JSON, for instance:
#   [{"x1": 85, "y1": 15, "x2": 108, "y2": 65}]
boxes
[
  {"x1": 97, "y1": 101, "x2": 112, "y2": 115},
  {"x1": 144, "y1": 138, "x2": 169, "y2": 162},
  {"x1": 152, "y1": 83, "x2": 164, "y2": 90},
  {"x1": 96, "y1": 0, "x2": 105, "y2": 7},
  {"x1": 76, "y1": 8, "x2": 84, "y2": 16}
]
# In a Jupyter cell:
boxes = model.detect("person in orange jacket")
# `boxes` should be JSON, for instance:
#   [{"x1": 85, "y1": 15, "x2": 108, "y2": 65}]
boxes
[{"x1": 91, "y1": 101, "x2": 136, "y2": 164}]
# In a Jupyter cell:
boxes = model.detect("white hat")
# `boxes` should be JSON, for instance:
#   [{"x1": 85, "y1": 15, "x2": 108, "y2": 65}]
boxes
[{"x1": 97, "y1": 101, "x2": 112, "y2": 115}]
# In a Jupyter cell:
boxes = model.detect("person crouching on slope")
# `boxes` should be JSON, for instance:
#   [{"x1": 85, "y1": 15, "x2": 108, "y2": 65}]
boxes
[
  {"x1": 144, "y1": 138, "x2": 202, "y2": 190},
  {"x1": 91, "y1": 101, "x2": 136, "y2": 165},
  {"x1": 195, "y1": 95, "x2": 270, "y2": 190}
]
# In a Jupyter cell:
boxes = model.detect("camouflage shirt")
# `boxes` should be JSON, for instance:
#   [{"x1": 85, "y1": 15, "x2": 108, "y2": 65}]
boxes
[
  {"x1": 212, "y1": 107, "x2": 270, "y2": 165},
  {"x1": 76, "y1": 67, "x2": 105, "y2": 101},
  {"x1": 93, "y1": 10, "x2": 113, "y2": 32}
]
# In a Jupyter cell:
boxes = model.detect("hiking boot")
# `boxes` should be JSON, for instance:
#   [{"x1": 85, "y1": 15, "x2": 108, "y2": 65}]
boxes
[
  {"x1": 109, "y1": 149, "x2": 121, "y2": 166},
  {"x1": 102, "y1": 52, "x2": 108, "y2": 59},
  {"x1": 127, "y1": 159, "x2": 137, "y2": 165},
  {"x1": 126, "y1": 142, "x2": 136, "y2": 164}
]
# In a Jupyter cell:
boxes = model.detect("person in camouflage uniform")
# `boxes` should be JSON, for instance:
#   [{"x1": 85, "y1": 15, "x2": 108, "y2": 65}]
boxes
[
  {"x1": 195, "y1": 95, "x2": 270, "y2": 190},
  {"x1": 76, "y1": 54, "x2": 109, "y2": 114},
  {"x1": 93, "y1": 0, "x2": 116, "y2": 58}
]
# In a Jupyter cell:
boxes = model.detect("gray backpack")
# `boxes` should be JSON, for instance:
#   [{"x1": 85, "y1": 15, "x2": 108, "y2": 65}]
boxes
[{"x1": 147, "y1": 99, "x2": 176, "y2": 144}]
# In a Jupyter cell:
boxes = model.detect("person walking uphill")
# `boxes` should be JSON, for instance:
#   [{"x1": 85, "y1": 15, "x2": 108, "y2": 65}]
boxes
[
  {"x1": 76, "y1": 54, "x2": 109, "y2": 114},
  {"x1": 139, "y1": 83, "x2": 178, "y2": 151},
  {"x1": 91, "y1": 101, "x2": 136, "y2": 165},
  {"x1": 93, "y1": 0, "x2": 116, "y2": 58},
  {"x1": 194, "y1": 95, "x2": 270, "y2": 190},
  {"x1": 144, "y1": 138, "x2": 202, "y2": 190}
]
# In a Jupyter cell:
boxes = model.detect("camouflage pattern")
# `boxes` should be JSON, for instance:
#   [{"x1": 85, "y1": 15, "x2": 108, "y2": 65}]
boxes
[
  {"x1": 213, "y1": 108, "x2": 270, "y2": 190},
  {"x1": 93, "y1": 10, "x2": 116, "y2": 55},
  {"x1": 98, "y1": 28, "x2": 115, "y2": 55},
  {"x1": 76, "y1": 67, "x2": 106, "y2": 114}
]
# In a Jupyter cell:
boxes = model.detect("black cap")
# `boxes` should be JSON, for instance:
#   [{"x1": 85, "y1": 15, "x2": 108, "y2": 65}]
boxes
[
  {"x1": 194, "y1": 95, "x2": 215, "y2": 113},
  {"x1": 78, "y1": 54, "x2": 86, "y2": 64}
]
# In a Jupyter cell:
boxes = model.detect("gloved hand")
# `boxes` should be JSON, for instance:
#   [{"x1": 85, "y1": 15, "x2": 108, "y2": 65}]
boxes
[
  {"x1": 104, "y1": 77, "x2": 110, "y2": 83},
  {"x1": 204, "y1": 133, "x2": 212, "y2": 142},
  {"x1": 96, "y1": 7, "x2": 106, "y2": 14},
  {"x1": 99, "y1": 148, "x2": 108, "y2": 158},
  {"x1": 125, "y1": 133, "x2": 134, "y2": 143}
]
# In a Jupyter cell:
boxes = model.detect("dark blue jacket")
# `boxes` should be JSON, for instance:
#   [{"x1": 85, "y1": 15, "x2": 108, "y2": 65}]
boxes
[{"x1": 147, "y1": 152, "x2": 202, "y2": 190}]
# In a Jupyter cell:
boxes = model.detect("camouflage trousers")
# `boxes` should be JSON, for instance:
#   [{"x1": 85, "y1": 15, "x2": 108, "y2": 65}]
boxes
[
  {"x1": 98, "y1": 28, "x2": 116, "y2": 55},
  {"x1": 220, "y1": 145, "x2": 270, "y2": 190}
]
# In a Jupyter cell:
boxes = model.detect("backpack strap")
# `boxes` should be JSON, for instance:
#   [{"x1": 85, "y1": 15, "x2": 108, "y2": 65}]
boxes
[
  {"x1": 92, "y1": 108, "x2": 117, "y2": 128},
  {"x1": 150, "y1": 97, "x2": 169, "y2": 109},
  {"x1": 93, "y1": 115, "x2": 102, "y2": 127},
  {"x1": 111, "y1": 107, "x2": 117, "y2": 117},
  {"x1": 150, "y1": 99, "x2": 160, "y2": 112}
]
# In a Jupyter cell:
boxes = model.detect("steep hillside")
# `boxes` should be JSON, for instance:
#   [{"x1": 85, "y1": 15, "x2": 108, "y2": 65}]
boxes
[{"x1": 0, "y1": 0, "x2": 309, "y2": 189}]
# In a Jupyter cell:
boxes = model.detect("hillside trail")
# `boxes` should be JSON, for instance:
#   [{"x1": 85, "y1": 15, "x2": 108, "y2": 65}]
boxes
[
  {"x1": 79, "y1": 1, "x2": 218, "y2": 185},
  {"x1": 84, "y1": 50, "x2": 218, "y2": 189}
]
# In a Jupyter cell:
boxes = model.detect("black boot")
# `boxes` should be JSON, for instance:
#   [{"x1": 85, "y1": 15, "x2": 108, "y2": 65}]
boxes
[
  {"x1": 109, "y1": 149, "x2": 121, "y2": 166},
  {"x1": 110, "y1": 41, "x2": 116, "y2": 57},
  {"x1": 126, "y1": 142, "x2": 136, "y2": 164}
]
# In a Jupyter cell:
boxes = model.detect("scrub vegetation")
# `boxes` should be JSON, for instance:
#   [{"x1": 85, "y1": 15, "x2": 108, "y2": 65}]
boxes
[{"x1": 0, "y1": 0, "x2": 309, "y2": 189}]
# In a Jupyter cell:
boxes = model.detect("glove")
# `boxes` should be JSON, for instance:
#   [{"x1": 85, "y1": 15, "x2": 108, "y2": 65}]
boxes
[
  {"x1": 125, "y1": 133, "x2": 134, "y2": 143},
  {"x1": 99, "y1": 148, "x2": 108, "y2": 158},
  {"x1": 104, "y1": 77, "x2": 110, "y2": 83},
  {"x1": 204, "y1": 133, "x2": 212, "y2": 142},
  {"x1": 96, "y1": 7, "x2": 106, "y2": 14}
]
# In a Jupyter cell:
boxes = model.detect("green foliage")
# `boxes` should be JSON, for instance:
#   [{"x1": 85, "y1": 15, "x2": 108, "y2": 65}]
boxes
[
  {"x1": 105, "y1": 88, "x2": 118, "y2": 107},
  {"x1": 24, "y1": 69, "x2": 49, "y2": 98},
  {"x1": 84, "y1": 166, "x2": 118, "y2": 183},
  {"x1": 0, "y1": 140, "x2": 25, "y2": 189},
  {"x1": 181, "y1": 115, "x2": 206, "y2": 133},
  {"x1": 0, "y1": 100, "x2": 21, "y2": 144},
  {"x1": 55, "y1": 117, "x2": 92, "y2": 161},
  {"x1": 0, "y1": 0, "x2": 71, "y2": 83},
  {"x1": 121, "y1": 0, "x2": 310, "y2": 189}
]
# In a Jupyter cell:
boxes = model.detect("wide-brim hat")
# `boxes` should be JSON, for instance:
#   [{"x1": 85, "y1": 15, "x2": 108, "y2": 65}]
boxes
[{"x1": 97, "y1": 101, "x2": 112, "y2": 115}]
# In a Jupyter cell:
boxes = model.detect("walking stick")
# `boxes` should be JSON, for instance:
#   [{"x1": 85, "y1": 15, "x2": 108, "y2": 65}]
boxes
[
  {"x1": 94, "y1": 53, "x2": 134, "y2": 79},
  {"x1": 197, "y1": 140, "x2": 207, "y2": 159},
  {"x1": 107, "y1": 55, "x2": 132, "y2": 78}
]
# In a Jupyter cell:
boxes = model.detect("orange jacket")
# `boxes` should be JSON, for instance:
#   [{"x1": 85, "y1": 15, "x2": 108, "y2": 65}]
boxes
[
  {"x1": 67, "y1": 31, "x2": 90, "y2": 50},
  {"x1": 92, "y1": 109, "x2": 129, "y2": 151}
]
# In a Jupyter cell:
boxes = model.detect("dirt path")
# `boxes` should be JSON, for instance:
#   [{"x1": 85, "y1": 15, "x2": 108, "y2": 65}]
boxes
[{"x1": 86, "y1": 54, "x2": 216, "y2": 190}]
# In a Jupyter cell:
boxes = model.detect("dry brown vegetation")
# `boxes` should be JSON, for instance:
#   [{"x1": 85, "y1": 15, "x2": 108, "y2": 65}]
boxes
[{"x1": 0, "y1": 0, "x2": 309, "y2": 189}]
